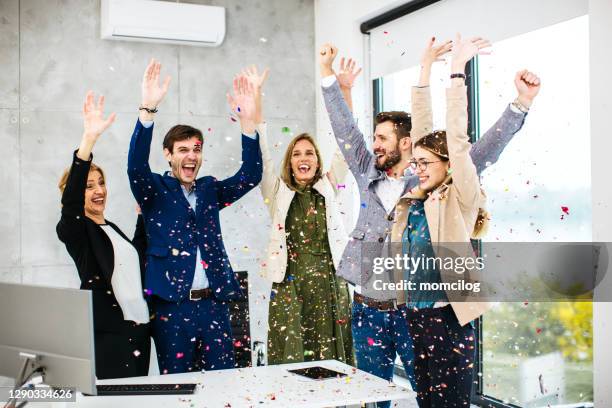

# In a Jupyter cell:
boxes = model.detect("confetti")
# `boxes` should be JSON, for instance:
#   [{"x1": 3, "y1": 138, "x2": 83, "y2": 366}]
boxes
[
  {"x1": 561, "y1": 206, "x2": 570, "y2": 215},
  {"x1": 367, "y1": 337, "x2": 375, "y2": 346},
  {"x1": 259, "y1": 37, "x2": 268, "y2": 43},
  {"x1": 133, "y1": 350, "x2": 141, "y2": 357},
  {"x1": 200, "y1": 260, "x2": 209, "y2": 269},
  {"x1": 337, "y1": 184, "x2": 346, "y2": 189},
  {"x1": 282, "y1": 126, "x2": 291, "y2": 133},
  {"x1": 176, "y1": 352, "x2": 184, "y2": 359}
]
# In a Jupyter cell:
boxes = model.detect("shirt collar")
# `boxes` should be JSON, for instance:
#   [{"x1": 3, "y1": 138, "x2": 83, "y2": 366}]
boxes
[{"x1": 165, "y1": 171, "x2": 196, "y2": 193}]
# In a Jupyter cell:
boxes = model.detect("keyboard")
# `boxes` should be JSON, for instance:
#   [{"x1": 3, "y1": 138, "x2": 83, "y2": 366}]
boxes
[{"x1": 94, "y1": 383, "x2": 197, "y2": 396}]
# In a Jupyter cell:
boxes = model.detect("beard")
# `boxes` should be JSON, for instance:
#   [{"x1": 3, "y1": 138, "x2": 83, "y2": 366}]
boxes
[{"x1": 374, "y1": 147, "x2": 401, "y2": 171}]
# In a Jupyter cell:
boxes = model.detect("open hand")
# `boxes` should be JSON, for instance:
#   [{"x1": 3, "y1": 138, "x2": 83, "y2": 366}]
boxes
[
  {"x1": 336, "y1": 57, "x2": 362, "y2": 89},
  {"x1": 421, "y1": 36, "x2": 453, "y2": 67},
  {"x1": 141, "y1": 58, "x2": 171, "y2": 109},
  {"x1": 451, "y1": 33, "x2": 491, "y2": 70},
  {"x1": 227, "y1": 76, "x2": 257, "y2": 134},
  {"x1": 82, "y1": 91, "x2": 116, "y2": 140}
]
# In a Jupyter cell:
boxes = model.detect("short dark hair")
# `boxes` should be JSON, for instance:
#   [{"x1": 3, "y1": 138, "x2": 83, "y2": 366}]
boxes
[
  {"x1": 414, "y1": 130, "x2": 449, "y2": 159},
  {"x1": 162, "y1": 125, "x2": 204, "y2": 153},
  {"x1": 374, "y1": 111, "x2": 412, "y2": 140}
]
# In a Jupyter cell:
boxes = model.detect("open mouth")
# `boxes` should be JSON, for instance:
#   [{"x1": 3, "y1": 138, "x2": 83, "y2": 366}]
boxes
[
  {"x1": 375, "y1": 153, "x2": 385, "y2": 161},
  {"x1": 297, "y1": 164, "x2": 311, "y2": 175},
  {"x1": 418, "y1": 176, "x2": 429, "y2": 183},
  {"x1": 182, "y1": 163, "x2": 196, "y2": 178},
  {"x1": 92, "y1": 197, "x2": 105, "y2": 205}
]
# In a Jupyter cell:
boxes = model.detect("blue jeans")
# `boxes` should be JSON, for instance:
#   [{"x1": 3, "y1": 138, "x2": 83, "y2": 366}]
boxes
[{"x1": 352, "y1": 301, "x2": 417, "y2": 408}]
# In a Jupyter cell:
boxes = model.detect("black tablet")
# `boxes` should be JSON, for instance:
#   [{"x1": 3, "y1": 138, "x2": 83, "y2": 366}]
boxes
[{"x1": 288, "y1": 366, "x2": 348, "y2": 380}]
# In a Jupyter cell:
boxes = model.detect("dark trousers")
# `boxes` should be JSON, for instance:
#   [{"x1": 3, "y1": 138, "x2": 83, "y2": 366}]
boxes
[
  {"x1": 407, "y1": 305, "x2": 475, "y2": 408},
  {"x1": 351, "y1": 302, "x2": 417, "y2": 408},
  {"x1": 151, "y1": 295, "x2": 235, "y2": 374},
  {"x1": 94, "y1": 321, "x2": 151, "y2": 380}
]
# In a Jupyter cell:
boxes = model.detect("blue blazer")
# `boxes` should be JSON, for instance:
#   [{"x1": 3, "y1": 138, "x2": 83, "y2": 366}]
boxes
[{"x1": 127, "y1": 119, "x2": 262, "y2": 302}]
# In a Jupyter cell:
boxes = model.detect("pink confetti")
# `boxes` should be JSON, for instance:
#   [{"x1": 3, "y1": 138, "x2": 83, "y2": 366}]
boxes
[
  {"x1": 200, "y1": 260, "x2": 209, "y2": 269},
  {"x1": 337, "y1": 184, "x2": 346, "y2": 189},
  {"x1": 561, "y1": 206, "x2": 570, "y2": 215},
  {"x1": 176, "y1": 352, "x2": 184, "y2": 359},
  {"x1": 367, "y1": 337, "x2": 375, "y2": 346}
]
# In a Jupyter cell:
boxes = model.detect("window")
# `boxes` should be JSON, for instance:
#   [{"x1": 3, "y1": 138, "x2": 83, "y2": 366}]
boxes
[{"x1": 373, "y1": 14, "x2": 593, "y2": 408}]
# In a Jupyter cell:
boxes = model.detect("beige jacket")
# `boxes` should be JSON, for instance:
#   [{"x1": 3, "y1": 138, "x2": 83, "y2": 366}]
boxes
[
  {"x1": 390, "y1": 85, "x2": 491, "y2": 326},
  {"x1": 258, "y1": 123, "x2": 349, "y2": 283}
]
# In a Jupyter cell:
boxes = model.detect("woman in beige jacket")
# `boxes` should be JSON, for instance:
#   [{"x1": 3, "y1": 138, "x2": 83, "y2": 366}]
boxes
[
  {"x1": 390, "y1": 35, "x2": 492, "y2": 407},
  {"x1": 241, "y1": 64, "x2": 359, "y2": 365}
]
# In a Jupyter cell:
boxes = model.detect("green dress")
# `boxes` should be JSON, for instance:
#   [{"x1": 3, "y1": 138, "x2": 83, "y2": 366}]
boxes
[{"x1": 267, "y1": 185, "x2": 354, "y2": 365}]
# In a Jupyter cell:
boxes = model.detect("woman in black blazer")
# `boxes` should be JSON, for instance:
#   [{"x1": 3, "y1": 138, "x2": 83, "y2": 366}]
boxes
[{"x1": 57, "y1": 91, "x2": 151, "y2": 379}]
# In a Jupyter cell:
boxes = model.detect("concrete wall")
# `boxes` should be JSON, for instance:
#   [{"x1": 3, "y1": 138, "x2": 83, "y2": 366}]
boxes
[{"x1": 0, "y1": 0, "x2": 315, "y2": 356}]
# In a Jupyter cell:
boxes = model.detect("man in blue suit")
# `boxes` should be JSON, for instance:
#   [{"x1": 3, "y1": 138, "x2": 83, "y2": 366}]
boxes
[{"x1": 127, "y1": 59, "x2": 262, "y2": 374}]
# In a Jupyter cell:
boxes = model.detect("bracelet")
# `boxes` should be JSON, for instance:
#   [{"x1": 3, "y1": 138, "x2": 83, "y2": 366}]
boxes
[
  {"x1": 139, "y1": 106, "x2": 158, "y2": 114},
  {"x1": 511, "y1": 98, "x2": 530, "y2": 113},
  {"x1": 450, "y1": 73, "x2": 466, "y2": 80}
]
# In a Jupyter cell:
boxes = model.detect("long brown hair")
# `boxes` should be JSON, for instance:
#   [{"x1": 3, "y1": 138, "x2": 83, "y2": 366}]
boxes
[
  {"x1": 281, "y1": 133, "x2": 323, "y2": 191},
  {"x1": 58, "y1": 163, "x2": 106, "y2": 195}
]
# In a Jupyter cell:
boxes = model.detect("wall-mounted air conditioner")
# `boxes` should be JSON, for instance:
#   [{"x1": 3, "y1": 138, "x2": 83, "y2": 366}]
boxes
[{"x1": 101, "y1": 0, "x2": 226, "y2": 47}]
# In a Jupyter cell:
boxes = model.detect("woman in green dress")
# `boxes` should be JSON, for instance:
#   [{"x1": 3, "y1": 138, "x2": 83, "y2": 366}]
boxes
[{"x1": 240, "y1": 64, "x2": 360, "y2": 365}]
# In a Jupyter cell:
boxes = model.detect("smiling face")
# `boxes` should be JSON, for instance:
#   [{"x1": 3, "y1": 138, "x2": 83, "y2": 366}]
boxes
[
  {"x1": 164, "y1": 136, "x2": 202, "y2": 188},
  {"x1": 84, "y1": 170, "x2": 106, "y2": 220},
  {"x1": 412, "y1": 146, "x2": 449, "y2": 192},
  {"x1": 373, "y1": 121, "x2": 403, "y2": 171},
  {"x1": 290, "y1": 138, "x2": 319, "y2": 185}
]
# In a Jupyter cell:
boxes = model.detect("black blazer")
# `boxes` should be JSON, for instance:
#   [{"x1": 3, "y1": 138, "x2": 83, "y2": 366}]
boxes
[{"x1": 57, "y1": 151, "x2": 148, "y2": 333}]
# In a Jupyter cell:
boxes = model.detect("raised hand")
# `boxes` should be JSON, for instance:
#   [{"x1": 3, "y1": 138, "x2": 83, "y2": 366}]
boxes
[
  {"x1": 336, "y1": 57, "x2": 362, "y2": 89},
  {"x1": 226, "y1": 75, "x2": 257, "y2": 134},
  {"x1": 141, "y1": 58, "x2": 171, "y2": 110},
  {"x1": 241, "y1": 65, "x2": 270, "y2": 92},
  {"x1": 82, "y1": 91, "x2": 116, "y2": 140},
  {"x1": 421, "y1": 37, "x2": 453, "y2": 67},
  {"x1": 241, "y1": 65, "x2": 270, "y2": 124},
  {"x1": 319, "y1": 43, "x2": 338, "y2": 77},
  {"x1": 515, "y1": 69, "x2": 541, "y2": 109},
  {"x1": 419, "y1": 36, "x2": 453, "y2": 87},
  {"x1": 450, "y1": 33, "x2": 491, "y2": 71},
  {"x1": 77, "y1": 91, "x2": 116, "y2": 161}
]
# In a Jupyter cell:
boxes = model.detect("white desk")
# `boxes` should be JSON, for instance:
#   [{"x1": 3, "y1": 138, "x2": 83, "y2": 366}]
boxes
[{"x1": 74, "y1": 360, "x2": 414, "y2": 407}]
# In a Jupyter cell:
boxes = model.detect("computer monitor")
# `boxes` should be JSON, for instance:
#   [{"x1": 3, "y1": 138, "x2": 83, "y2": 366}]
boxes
[{"x1": 0, "y1": 282, "x2": 96, "y2": 395}]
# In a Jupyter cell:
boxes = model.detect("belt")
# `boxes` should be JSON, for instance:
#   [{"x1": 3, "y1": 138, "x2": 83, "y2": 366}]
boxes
[
  {"x1": 353, "y1": 292, "x2": 404, "y2": 311},
  {"x1": 189, "y1": 288, "x2": 213, "y2": 301}
]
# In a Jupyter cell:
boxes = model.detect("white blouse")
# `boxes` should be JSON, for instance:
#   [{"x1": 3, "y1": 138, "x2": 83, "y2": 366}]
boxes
[{"x1": 100, "y1": 225, "x2": 149, "y2": 324}]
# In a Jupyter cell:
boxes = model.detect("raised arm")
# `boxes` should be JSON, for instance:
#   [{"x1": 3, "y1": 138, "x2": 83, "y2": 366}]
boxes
[
  {"x1": 319, "y1": 43, "x2": 372, "y2": 177},
  {"x1": 411, "y1": 37, "x2": 453, "y2": 144},
  {"x1": 470, "y1": 69, "x2": 541, "y2": 174},
  {"x1": 218, "y1": 75, "x2": 263, "y2": 207},
  {"x1": 326, "y1": 56, "x2": 362, "y2": 186},
  {"x1": 241, "y1": 65, "x2": 279, "y2": 211},
  {"x1": 448, "y1": 34, "x2": 491, "y2": 206},
  {"x1": 127, "y1": 59, "x2": 171, "y2": 207},
  {"x1": 57, "y1": 91, "x2": 116, "y2": 244}
]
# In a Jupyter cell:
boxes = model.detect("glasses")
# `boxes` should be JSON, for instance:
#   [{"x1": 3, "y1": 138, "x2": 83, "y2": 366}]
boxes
[{"x1": 409, "y1": 160, "x2": 445, "y2": 171}]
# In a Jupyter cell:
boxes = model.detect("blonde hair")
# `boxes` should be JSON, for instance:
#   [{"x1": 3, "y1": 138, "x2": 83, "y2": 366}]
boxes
[
  {"x1": 280, "y1": 133, "x2": 323, "y2": 191},
  {"x1": 58, "y1": 163, "x2": 106, "y2": 195}
]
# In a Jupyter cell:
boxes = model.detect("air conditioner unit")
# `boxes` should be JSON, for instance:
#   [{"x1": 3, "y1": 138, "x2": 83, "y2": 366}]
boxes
[{"x1": 101, "y1": 0, "x2": 225, "y2": 47}]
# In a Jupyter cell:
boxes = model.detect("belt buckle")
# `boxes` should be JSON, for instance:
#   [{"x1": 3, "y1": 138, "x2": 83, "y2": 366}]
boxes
[{"x1": 189, "y1": 290, "x2": 200, "y2": 301}]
